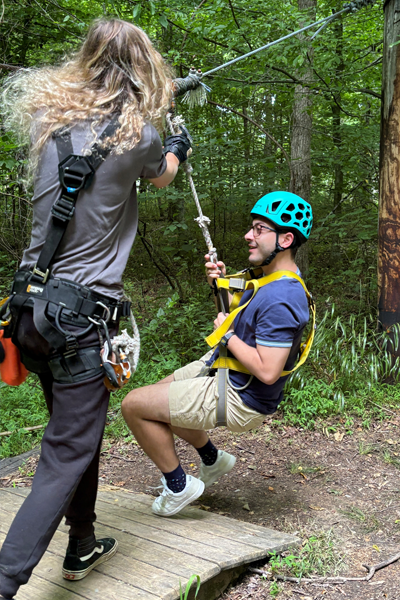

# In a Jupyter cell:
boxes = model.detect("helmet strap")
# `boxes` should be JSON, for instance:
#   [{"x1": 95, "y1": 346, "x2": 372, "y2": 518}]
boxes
[{"x1": 260, "y1": 232, "x2": 285, "y2": 267}]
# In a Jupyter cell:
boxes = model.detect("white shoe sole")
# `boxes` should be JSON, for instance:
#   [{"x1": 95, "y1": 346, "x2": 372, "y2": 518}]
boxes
[{"x1": 152, "y1": 480, "x2": 205, "y2": 517}]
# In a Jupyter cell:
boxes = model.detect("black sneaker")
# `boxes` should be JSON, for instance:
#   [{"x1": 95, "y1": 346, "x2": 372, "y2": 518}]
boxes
[{"x1": 62, "y1": 537, "x2": 118, "y2": 581}]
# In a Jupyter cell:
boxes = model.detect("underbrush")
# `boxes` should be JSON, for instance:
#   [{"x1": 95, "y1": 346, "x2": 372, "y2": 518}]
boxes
[
  {"x1": 2, "y1": 293, "x2": 400, "y2": 457},
  {"x1": 265, "y1": 527, "x2": 345, "y2": 597},
  {"x1": 279, "y1": 305, "x2": 400, "y2": 428}
]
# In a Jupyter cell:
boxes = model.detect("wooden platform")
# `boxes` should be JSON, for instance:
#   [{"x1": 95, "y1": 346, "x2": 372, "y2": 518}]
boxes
[{"x1": 0, "y1": 487, "x2": 300, "y2": 600}]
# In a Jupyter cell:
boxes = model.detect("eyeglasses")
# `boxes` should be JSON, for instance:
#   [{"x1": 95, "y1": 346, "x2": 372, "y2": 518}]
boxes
[{"x1": 249, "y1": 224, "x2": 276, "y2": 238}]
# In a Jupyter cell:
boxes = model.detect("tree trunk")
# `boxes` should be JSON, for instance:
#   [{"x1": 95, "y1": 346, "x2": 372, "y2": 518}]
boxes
[
  {"x1": 331, "y1": 4, "x2": 344, "y2": 214},
  {"x1": 289, "y1": 0, "x2": 316, "y2": 275},
  {"x1": 378, "y1": 0, "x2": 400, "y2": 353}
]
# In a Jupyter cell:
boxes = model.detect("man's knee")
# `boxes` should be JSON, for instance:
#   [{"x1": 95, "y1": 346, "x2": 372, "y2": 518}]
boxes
[{"x1": 121, "y1": 388, "x2": 140, "y2": 419}]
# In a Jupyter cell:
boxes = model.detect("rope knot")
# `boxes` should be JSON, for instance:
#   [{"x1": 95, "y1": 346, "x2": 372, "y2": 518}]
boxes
[{"x1": 195, "y1": 215, "x2": 211, "y2": 227}]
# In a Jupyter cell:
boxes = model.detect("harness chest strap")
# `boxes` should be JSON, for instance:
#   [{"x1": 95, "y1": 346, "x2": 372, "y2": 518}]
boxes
[{"x1": 206, "y1": 270, "x2": 316, "y2": 378}]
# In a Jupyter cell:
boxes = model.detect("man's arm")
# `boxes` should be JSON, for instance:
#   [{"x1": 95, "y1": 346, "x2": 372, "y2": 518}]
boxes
[{"x1": 213, "y1": 312, "x2": 290, "y2": 385}]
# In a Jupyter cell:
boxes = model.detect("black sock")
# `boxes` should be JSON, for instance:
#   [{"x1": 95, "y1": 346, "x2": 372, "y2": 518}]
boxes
[
  {"x1": 163, "y1": 464, "x2": 187, "y2": 493},
  {"x1": 196, "y1": 439, "x2": 218, "y2": 466}
]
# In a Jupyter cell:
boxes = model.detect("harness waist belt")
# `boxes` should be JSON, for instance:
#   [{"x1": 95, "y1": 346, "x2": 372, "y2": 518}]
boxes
[{"x1": 11, "y1": 270, "x2": 130, "y2": 323}]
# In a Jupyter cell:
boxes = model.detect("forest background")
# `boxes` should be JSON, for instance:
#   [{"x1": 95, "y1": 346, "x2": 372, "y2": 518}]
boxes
[{"x1": 1, "y1": 0, "x2": 398, "y2": 458}]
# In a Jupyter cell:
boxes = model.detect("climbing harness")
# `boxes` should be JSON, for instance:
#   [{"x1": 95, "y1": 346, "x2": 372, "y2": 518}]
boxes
[
  {"x1": 207, "y1": 269, "x2": 316, "y2": 427},
  {"x1": 0, "y1": 115, "x2": 140, "y2": 388},
  {"x1": 172, "y1": 1, "x2": 376, "y2": 106}
]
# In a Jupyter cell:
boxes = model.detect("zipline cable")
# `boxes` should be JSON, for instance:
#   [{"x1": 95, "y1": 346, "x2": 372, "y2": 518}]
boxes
[{"x1": 173, "y1": 0, "x2": 376, "y2": 106}]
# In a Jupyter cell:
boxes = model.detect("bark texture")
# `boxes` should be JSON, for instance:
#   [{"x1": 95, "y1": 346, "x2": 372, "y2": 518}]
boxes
[
  {"x1": 378, "y1": 0, "x2": 400, "y2": 342},
  {"x1": 289, "y1": 0, "x2": 317, "y2": 274}
]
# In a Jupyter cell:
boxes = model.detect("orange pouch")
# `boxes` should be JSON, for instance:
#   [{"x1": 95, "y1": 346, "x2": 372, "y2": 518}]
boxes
[{"x1": 0, "y1": 328, "x2": 29, "y2": 386}]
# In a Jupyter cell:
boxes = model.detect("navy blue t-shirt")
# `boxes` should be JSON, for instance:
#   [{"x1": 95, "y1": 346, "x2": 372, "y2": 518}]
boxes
[{"x1": 207, "y1": 274, "x2": 309, "y2": 415}]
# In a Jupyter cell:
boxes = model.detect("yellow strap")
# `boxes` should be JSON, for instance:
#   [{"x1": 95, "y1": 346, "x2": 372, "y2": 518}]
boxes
[
  {"x1": 211, "y1": 356, "x2": 252, "y2": 375},
  {"x1": 205, "y1": 279, "x2": 260, "y2": 347},
  {"x1": 211, "y1": 304, "x2": 315, "y2": 378},
  {"x1": 207, "y1": 270, "x2": 311, "y2": 347},
  {"x1": 0, "y1": 296, "x2": 10, "y2": 327},
  {"x1": 207, "y1": 271, "x2": 316, "y2": 378}
]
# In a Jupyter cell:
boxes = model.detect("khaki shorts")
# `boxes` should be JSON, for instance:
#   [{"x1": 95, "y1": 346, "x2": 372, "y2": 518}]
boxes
[{"x1": 169, "y1": 350, "x2": 265, "y2": 433}]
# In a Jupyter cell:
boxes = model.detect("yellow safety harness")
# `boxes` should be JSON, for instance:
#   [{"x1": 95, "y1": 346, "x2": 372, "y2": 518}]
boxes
[{"x1": 204, "y1": 269, "x2": 316, "y2": 427}]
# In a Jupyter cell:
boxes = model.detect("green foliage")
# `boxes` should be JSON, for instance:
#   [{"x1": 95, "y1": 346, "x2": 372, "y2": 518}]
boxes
[
  {"x1": 0, "y1": 0, "x2": 383, "y2": 310},
  {"x1": 280, "y1": 307, "x2": 400, "y2": 428},
  {"x1": 268, "y1": 529, "x2": 344, "y2": 584},
  {"x1": 0, "y1": 379, "x2": 47, "y2": 458},
  {"x1": 179, "y1": 574, "x2": 201, "y2": 600},
  {"x1": 98, "y1": 291, "x2": 213, "y2": 441},
  {"x1": 0, "y1": 0, "x2": 389, "y2": 456}
]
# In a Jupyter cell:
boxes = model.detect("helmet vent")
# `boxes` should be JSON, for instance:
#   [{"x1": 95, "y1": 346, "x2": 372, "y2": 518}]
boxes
[
  {"x1": 281, "y1": 213, "x2": 292, "y2": 223},
  {"x1": 271, "y1": 201, "x2": 281, "y2": 212},
  {"x1": 295, "y1": 212, "x2": 303, "y2": 220},
  {"x1": 298, "y1": 203, "x2": 305, "y2": 210},
  {"x1": 287, "y1": 203, "x2": 295, "y2": 211}
]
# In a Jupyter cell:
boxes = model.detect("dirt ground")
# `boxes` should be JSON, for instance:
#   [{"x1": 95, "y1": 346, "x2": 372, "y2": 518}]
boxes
[{"x1": 2, "y1": 413, "x2": 400, "y2": 600}]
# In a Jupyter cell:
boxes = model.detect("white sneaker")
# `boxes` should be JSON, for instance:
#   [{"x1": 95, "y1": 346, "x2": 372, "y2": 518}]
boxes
[
  {"x1": 152, "y1": 475, "x2": 205, "y2": 517},
  {"x1": 198, "y1": 450, "x2": 236, "y2": 489}
]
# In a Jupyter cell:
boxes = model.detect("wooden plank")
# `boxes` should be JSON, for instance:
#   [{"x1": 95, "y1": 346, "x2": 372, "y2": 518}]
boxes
[
  {"x1": 0, "y1": 488, "x2": 299, "y2": 565},
  {"x1": 97, "y1": 487, "x2": 291, "y2": 539},
  {"x1": 0, "y1": 492, "x2": 220, "y2": 578},
  {"x1": 14, "y1": 575, "x2": 87, "y2": 600},
  {"x1": 0, "y1": 510, "x2": 216, "y2": 599},
  {"x1": 95, "y1": 508, "x2": 242, "y2": 569},
  {"x1": 0, "y1": 530, "x2": 159, "y2": 600},
  {"x1": 1, "y1": 486, "x2": 301, "y2": 600},
  {"x1": 0, "y1": 448, "x2": 40, "y2": 478},
  {"x1": 97, "y1": 490, "x2": 299, "y2": 552}
]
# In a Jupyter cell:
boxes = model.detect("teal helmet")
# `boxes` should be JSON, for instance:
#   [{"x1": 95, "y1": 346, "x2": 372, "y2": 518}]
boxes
[{"x1": 251, "y1": 191, "x2": 313, "y2": 242}]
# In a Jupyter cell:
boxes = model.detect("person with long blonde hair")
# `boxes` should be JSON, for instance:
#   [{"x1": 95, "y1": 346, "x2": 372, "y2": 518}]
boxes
[{"x1": 0, "y1": 18, "x2": 191, "y2": 600}]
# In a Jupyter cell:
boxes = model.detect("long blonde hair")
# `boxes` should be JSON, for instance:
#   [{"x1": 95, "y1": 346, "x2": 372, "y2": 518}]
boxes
[{"x1": 1, "y1": 18, "x2": 174, "y2": 178}]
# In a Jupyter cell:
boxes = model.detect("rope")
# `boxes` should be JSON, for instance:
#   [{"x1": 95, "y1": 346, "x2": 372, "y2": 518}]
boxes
[
  {"x1": 166, "y1": 112, "x2": 218, "y2": 265},
  {"x1": 109, "y1": 293, "x2": 140, "y2": 374}
]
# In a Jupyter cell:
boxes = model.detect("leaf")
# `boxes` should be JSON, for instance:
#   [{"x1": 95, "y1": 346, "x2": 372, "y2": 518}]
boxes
[
  {"x1": 180, "y1": 574, "x2": 201, "y2": 600},
  {"x1": 159, "y1": 14, "x2": 168, "y2": 28},
  {"x1": 334, "y1": 431, "x2": 344, "y2": 442},
  {"x1": 132, "y1": 5, "x2": 141, "y2": 19},
  {"x1": 248, "y1": 465, "x2": 256, "y2": 470},
  {"x1": 242, "y1": 503, "x2": 250, "y2": 511},
  {"x1": 309, "y1": 505, "x2": 324, "y2": 511}
]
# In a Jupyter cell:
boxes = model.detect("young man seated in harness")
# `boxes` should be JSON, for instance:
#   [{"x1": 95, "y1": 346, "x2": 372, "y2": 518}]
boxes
[
  {"x1": 0, "y1": 19, "x2": 193, "y2": 600},
  {"x1": 122, "y1": 191, "x2": 314, "y2": 517}
]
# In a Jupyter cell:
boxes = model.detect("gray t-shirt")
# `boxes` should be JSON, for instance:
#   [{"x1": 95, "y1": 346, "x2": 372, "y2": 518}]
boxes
[{"x1": 21, "y1": 120, "x2": 167, "y2": 299}]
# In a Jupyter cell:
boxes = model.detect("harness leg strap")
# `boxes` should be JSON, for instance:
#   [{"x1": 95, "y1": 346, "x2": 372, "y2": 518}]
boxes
[
  {"x1": 216, "y1": 345, "x2": 228, "y2": 427},
  {"x1": 48, "y1": 346, "x2": 103, "y2": 384}
]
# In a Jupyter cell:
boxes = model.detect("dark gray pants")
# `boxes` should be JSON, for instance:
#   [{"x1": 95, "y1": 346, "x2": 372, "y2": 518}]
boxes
[{"x1": 0, "y1": 311, "x2": 113, "y2": 599}]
